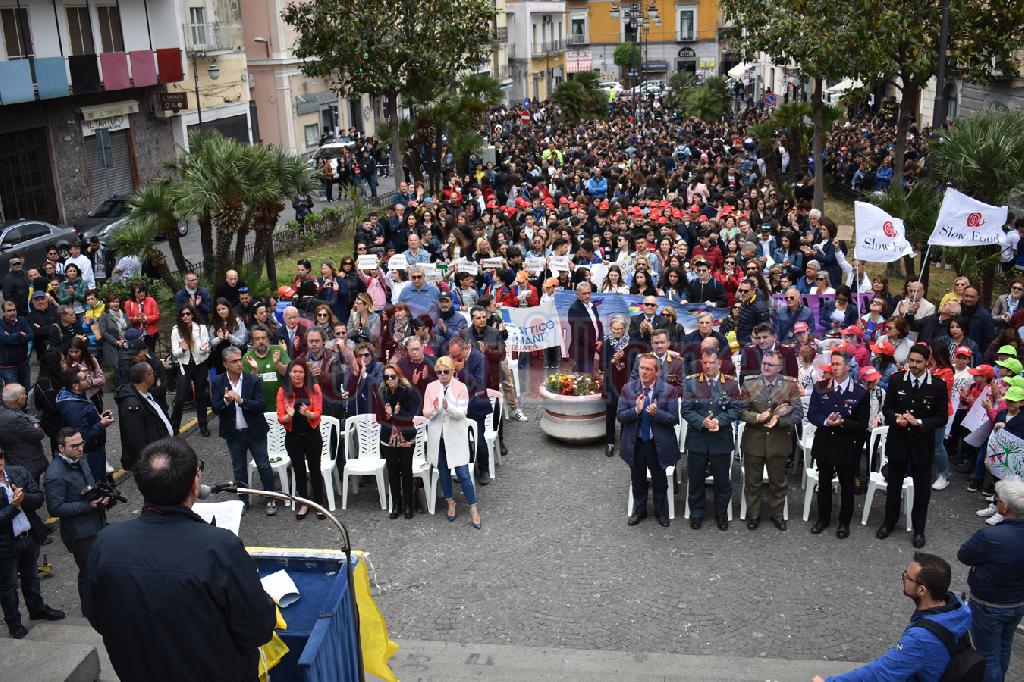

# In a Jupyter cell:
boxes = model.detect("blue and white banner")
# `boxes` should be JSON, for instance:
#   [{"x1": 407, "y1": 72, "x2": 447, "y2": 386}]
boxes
[{"x1": 501, "y1": 299, "x2": 562, "y2": 351}]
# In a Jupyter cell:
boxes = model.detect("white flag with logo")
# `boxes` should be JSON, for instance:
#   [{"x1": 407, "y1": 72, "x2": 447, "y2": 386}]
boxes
[
  {"x1": 928, "y1": 187, "x2": 1008, "y2": 247},
  {"x1": 500, "y1": 299, "x2": 561, "y2": 351},
  {"x1": 854, "y1": 201, "x2": 915, "y2": 262}
]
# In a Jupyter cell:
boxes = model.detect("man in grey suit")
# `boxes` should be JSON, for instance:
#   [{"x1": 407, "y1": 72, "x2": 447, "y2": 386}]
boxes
[{"x1": 618, "y1": 353, "x2": 680, "y2": 528}]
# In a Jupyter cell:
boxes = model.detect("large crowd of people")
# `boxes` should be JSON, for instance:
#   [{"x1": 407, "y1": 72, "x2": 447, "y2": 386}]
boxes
[{"x1": 1, "y1": 93, "x2": 1022, "y2": 681}]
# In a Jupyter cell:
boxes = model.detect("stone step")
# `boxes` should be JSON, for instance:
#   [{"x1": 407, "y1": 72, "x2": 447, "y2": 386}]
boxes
[
  {"x1": 384, "y1": 639, "x2": 863, "y2": 681},
  {"x1": 0, "y1": 636, "x2": 99, "y2": 682},
  {"x1": 21, "y1": 617, "x2": 118, "y2": 681}
]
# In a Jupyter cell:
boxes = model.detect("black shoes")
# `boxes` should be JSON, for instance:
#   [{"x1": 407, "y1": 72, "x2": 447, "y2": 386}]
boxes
[
  {"x1": 627, "y1": 510, "x2": 647, "y2": 526},
  {"x1": 404, "y1": 509, "x2": 414, "y2": 519},
  {"x1": 811, "y1": 521, "x2": 829, "y2": 534},
  {"x1": 388, "y1": 510, "x2": 401, "y2": 520},
  {"x1": 876, "y1": 524, "x2": 895, "y2": 540},
  {"x1": 656, "y1": 515, "x2": 670, "y2": 528},
  {"x1": 772, "y1": 518, "x2": 787, "y2": 531},
  {"x1": 716, "y1": 516, "x2": 728, "y2": 531},
  {"x1": 29, "y1": 606, "x2": 65, "y2": 621},
  {"x1": 8, "y1": 623, "x2": 28, "y2": 638},
  {"x1": 606, "y1": 445, "x2": 615, "y2": 457},
  {"x1": 478, "y1": 472, "x2": 490, "y2": 486},
  {"x1": 746, "y1": 518, "x2": 759, "y2": 531},
  {"x1": 912, "y1": 533, "x2": 926, "y2": 548},
  {"x1": 836, "y1": 523, "x2": 850, "y2": 539},
  {"x1": 690, "y1": 517, "x2": 703, "y2": 529},
  {"x1": 199, "y1": 426, "x2": 211, "y2": 437}
]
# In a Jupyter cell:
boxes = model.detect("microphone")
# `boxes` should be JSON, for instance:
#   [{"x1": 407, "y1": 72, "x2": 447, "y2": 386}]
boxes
[{"x1": 199, "y1": 482, "x2": 241, "y2": 499}]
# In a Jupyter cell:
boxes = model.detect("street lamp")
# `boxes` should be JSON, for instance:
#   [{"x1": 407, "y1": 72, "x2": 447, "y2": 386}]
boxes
[
  {"x1": 192, "y1": 54, "x2": 220, "y2": 128},
  {"x1": 610, "y1": 1, "x2": 661, "y2": 120}
]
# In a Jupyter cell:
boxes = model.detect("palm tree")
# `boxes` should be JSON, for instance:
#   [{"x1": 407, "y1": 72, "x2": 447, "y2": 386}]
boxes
[
  {"x1": 249, "y1": 147, "x2": 317, "y2": 281},
  {"x1": 771, "y1": 102, "x2": 811, "y2": 177},
  {"x1": 931, "y1": 107, "x2": 1024, "y2": 304},
  {"x1": 112, "y1": 215, "x2": 177, "y2": 289},
  {"x1": 747, "y1": 121, "x2": 782, "y2": 188},
  {"x1": 126, "y1": 181, "x2": 188, "y2": 274}
]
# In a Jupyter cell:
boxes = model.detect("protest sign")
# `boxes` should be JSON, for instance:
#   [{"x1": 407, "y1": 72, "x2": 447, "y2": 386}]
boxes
[
  {"x1": 387, "y1": 254, "x2": 406, "y2": 271},
  {"x1": 357, "y1": 255, "x2": 379, "y2": 271}
]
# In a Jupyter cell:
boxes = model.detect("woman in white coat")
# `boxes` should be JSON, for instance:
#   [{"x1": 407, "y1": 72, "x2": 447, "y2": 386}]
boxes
[
  {"x1": 422, "y1": 356, "x2": 481, "y2": 528},
  {"x1": 169, "y1": 304, "x2": 212, "y2": 436}
]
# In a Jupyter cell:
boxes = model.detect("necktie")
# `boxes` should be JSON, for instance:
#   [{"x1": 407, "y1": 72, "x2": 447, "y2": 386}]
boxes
[
  {"x1": 913, "y1": 377, "x2": 920, "y2": 391},
  {"x1": 640, "y1": 387, "x2": 652, "y2": 441}
]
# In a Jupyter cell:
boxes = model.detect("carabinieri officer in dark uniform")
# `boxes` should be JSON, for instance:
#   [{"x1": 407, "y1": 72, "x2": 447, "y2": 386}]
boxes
[
  {"x1": 807, "y1": 348, "x2": 869, "y2": 539},
  {"x1": 876, "y1": 342, "x2": 949, "y2": 549}
]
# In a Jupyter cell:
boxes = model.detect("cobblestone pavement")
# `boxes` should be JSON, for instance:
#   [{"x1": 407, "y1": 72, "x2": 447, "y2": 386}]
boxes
[{"x1": 23, "y1": 366, "x2": 1024, "y2": 678}]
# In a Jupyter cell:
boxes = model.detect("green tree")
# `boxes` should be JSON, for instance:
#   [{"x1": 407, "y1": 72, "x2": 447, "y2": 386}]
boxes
[
  {"x1": 283, "y1": 0, "x2": 495, "y2": 182},
  {"x1": 870, "y1": 183, "x2": 941, "y2": 281},
  {"x1": 670, "y1": 76, "x2": 731, "y2": 122},
  {"x1": 863, "y1": 1, "x2": 1024, "y2": 189},
  {"x1": 613, "y1": 42, "x2": 641, "y2": 88},
  {"x1": 551, "y1": 72, "x2": 608, "y2": 123},
  {"x1": 930, "y1": 106, "x2": 1024, "y2": 303},
  {"x1": 747, "y1": 121, "x2": 782, "y2": 188},
  {"x1": 119, "y1": 184, "x2": 181, "y2": 289},
  {"x1": 124, "y1": 181, "x2": 188, "y2": 275}
]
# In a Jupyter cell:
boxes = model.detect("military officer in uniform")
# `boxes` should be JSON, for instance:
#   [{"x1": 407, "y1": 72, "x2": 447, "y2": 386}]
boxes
[
  {"x1": 807, "y1": 349, "x2": 869, "y2": 539},
  {"x1": 681, "y1": 350, "x2": 741, "y2": 530},
  {"x1": 739, "y1": 349, "x2": 803, "y2": 531},
  {"x1": 877, "y1": 343, "x2": 949, "y2": 548},
  {"x1": 629, "y1": 329, "x2": 684, "y2": 387}
]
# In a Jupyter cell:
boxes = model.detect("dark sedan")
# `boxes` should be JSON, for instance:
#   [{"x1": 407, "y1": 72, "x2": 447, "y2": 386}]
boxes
[{"x1": 0, "y1": 220, "x2": 78, "y2": 277}]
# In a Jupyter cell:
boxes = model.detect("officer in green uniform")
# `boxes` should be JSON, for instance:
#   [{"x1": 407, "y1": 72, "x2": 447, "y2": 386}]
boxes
[
  {"x1": 681, "y1": 350, "x2": 741, "y2": 530},
  {"x1": 739, "y1": 349, "x2": 803, "y2": 531}
]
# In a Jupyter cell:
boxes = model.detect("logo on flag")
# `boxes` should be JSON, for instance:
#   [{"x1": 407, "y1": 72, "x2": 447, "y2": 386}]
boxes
[
  {"x1": 882, "y1": 220, "x2": 896, "y2": 238},
  {"x1": 853, "y1": 201, "x2": 915, "y2": 263},
  {"x1": 928, "y1": 187, "x2": 1008, "y2": 247}
]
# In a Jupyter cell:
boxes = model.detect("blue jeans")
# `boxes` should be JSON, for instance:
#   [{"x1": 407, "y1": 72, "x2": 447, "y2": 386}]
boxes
[
  {"x1": 437, "y1": 439, "x2": 476, "y2": 506},
  {"x1": 934, "y1": 427, "x2": 950, "y2": 478},
  {"x1": 0, "y1": 534, "x2": 45, "y2": 627},
  {"x1": 0, "y1": 364, "x2": 30, "y2": 389},
  {"x1": 687, "y1": 450, "x2": 732, "y2": 519},
  {"x1": 970, "y1": 597, "x2": 1024, "y2": 682},
  {"x1": 226, "y1": 429, "x2": 277, "y2": 504}
]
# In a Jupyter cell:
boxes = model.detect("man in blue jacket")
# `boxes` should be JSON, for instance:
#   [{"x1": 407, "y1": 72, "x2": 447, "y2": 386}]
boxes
[
  {"x1": 56, "y1": 369, "x2": 114, "y2": 482},
  {"x1": 0, "y1": 301, "x2": 33, "y2": 388},
  {"x1": 958, "y1": 476, "x2": 1024, "y2": 682},
  {"x1": 83, "y1": 437, "x2": 276, "y2": 682},
  {"x1": 815, "y1": 552, "x2": 973, "y2": 681}
]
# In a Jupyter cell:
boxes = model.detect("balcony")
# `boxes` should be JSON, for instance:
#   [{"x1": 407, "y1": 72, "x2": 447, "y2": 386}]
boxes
[
  {"x1": 0, "y1": 49, "x2": 184, "y2": 105},
  {"x1": 568, "y1": 34, "x2": 588, "y2": 46},
  {"x1": 533, "y1": 39, "x2": 565, "y2": 55},
  {"x1": 492, "y1": 26, "x2": 508, "y2": 43},
  {"x1": 676, "y1": 30, "x2": 696, "y2": 42},
  {"x1": 184, "y1": 22, "x2": 237, "y2": 53}
]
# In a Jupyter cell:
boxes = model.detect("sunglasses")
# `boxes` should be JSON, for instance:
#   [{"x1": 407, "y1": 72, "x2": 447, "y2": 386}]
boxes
[
  {"x1": 317, "y1": 312, "x2": 330, "y2": 317},
  {"x1": 358, "y1": 352, "x2": 372, "y2": 357},
  {"x1": 384, "y1": 374, "x2": 398, "y2": 380},
  {"x1": 816, "y1": 276, "x2": 826, "y2": 281},
  {"x1": 644, "y1": 302, "x2": 657, "y2": 307},
  {"x1": 181, "y1": 311, "x2": 193, "y2": 317},
  {"x1": 785, "y1": 296, "x2": 798, "y2": 301},
  {"x1": 436, "y1": 369, "x2": 451, "y2": 375}
]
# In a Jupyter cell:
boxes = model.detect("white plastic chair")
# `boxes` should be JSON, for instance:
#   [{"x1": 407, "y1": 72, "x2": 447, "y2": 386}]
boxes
[
  {"x1": 798, "y1": 422, "x2": 817, "y2": 489},
  {"x1": 736, "y1": 422, "x2": 791, "y2": 521},
  {"x1": 861, "y1": 426, "x2": 914, "y2": 531},
  {"x1": 485, "y1": 389, "x2": 502, "y2": 477},
  {"x1": 250, "y1": 414, "x2": 292, "y2": 507},
  {"x1": 627, "y1": 463, "x2": 676, "y2": 520},
  {"x1": 410, "y1": 417, "x2": 434, "y2": 514},
  {"x1": 801, "y1": 423, "x2": 840, "y2": 522},
  {"x1": 288, "y1": 415, "x2": 342, "y2": 511},
  {"x1": 340, "y1": 416, "x2": 388, "y2": 511}
]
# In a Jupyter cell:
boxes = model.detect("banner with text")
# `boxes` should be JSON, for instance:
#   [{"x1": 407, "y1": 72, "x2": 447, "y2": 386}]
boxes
[
  {"x1": 928, "y1": 187, "x2": 1009, "y2": 247},
  {"x1": 500, "y1": 299, "x2": 562, "y2": 351},
  {"x1": 854, "y1": 201, "x2": 916, "y2": 263}
]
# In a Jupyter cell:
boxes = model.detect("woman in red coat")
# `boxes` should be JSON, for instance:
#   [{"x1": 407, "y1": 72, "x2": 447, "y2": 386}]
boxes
[
  {"x1": 124, "y1": 283, "x2": 161, "y2": 353},
  {"x1": 498, "y1": 270, "x2": 539, "y2": 308},
  {"x1": 277, "y1": 359, "x2": 325, "y2": 519}
]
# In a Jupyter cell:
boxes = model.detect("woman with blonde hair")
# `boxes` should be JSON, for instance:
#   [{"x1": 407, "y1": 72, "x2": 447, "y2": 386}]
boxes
[
  {"x1": 349, "y1": 293, "x2": 381, "y2": 347},
  {"x1": 373, "y1": 363, "x2": 420, "y2": 519},
  {"x1": 422, "y1": 355, "x2": 481, "y2": 528}
]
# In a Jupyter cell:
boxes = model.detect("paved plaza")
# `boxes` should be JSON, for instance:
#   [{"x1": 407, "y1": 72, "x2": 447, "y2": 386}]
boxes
[{"x1": 20, "y1": 366, "x2": 1024, "y2": 680}]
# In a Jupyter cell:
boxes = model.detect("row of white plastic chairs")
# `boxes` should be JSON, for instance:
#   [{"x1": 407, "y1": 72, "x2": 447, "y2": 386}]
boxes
[
  {"x1": 247, "y1": 390, "x2": 506, "y2": 515},
  {"x1": 626, "y1": 401, "x2": 913, "y2": 529}
]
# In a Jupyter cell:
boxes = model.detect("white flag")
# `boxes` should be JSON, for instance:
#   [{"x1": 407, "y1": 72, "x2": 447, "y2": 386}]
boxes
[
  {"x1": 500, "y1": 299, "x2": 561, "y2": 351},
  {"x1": 928, "y1": 187, "x2": 1008, "y2": 247},
  {"x1": 854, "y1": 201, "x2": 916, "y2": 263}
]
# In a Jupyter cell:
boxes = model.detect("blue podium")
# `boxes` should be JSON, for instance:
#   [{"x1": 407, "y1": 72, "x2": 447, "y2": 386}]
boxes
[{"x1": 251, "y1": 548, "x2": 361, "y2": 682}]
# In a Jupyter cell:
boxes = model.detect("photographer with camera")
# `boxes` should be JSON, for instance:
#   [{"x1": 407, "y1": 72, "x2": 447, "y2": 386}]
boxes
[
  {"x1": 43, "y1": 428, "x2": 110, "y2": 605},
  {"x1": 56, "y1": 369, "x2": 115, "y2": 482}
]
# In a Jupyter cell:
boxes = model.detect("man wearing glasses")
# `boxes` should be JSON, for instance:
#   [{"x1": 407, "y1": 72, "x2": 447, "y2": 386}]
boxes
[
  {"x1": 796, "y1": 260, "x2": 821, "y2": 295},
  {"x1": 739, "y1": 350, "x2": 802, "y2": 531},
  {"x1": 173, "y1": 272, "x2": 211, "y2": 324},
  {"x1": 685, "y1": 260, "x2": 726, "y2": 307},
  {"x1": 735, "y1": 278, "x2": 770, "y2": 346},
  {"x1": 83, "y1": 438, "x2": 277, "y2": 681},
  {"x1": 628, "y1": 297, "x2": 666, "y2": 352},
  {"x1": 775, "y1": 287, "x2": 816, "y2": 343},
  {"x1": 812, "y1": 554, "x2": 972, "y2": 682},
  {"x1": 396, "y1": 265, "x2": 440, "y2": 310}
]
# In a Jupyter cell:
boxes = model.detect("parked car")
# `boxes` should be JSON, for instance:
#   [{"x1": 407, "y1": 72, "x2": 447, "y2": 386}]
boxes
[
  {"x1": 625, "y1": 80, "x2": 666, "y2": 97},
  {"x1": 599, "y1": 81, "x2": 624, "y2": 97},
  {"x1": 0, "y1": 220, "x2": 77, "y2": 277},
  {"x1": 306, "y1": 138, "x2": 358, "y2": 169},
  {"x1": 70, "y1": 194, "x2": 188, "y2": 245}
]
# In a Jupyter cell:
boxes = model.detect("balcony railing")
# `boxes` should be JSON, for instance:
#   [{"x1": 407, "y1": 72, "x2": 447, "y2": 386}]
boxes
[
  {"x1": 184, "y1": 22, "x2": 235, "y2": 52},
  {"x1": 492, "y1": 26, "x2": 508, "y2": 42},
  {"x1": 533, "y1": 39, "x2": 565, "y2": 55},
  {"x1": 0, "y1": 49, "x2": 184, "y2": 105},
  {"x1": 568, "y1": 34, "x2": 588, "y2": 46}
]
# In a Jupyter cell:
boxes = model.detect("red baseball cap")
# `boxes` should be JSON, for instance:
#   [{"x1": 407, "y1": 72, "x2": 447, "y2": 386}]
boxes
[
  {"x1": 860, "y1": 366, "x2": 881, "y2": 382},
  {"x1": 840, "y1": 325, "x2": 865, "y2": 338},
  {"x1": 953, "y1": 346, "x2": 973, "y2": 357},
  {"x1": 793, "y1": 321, "x2": 809, "y2": 334},
  {"x1": 968, "y1": 365, "x2": 995, "y2": 378},
  {"x1": 870, "y1": 339, "x2": 895, "y2": 355}
]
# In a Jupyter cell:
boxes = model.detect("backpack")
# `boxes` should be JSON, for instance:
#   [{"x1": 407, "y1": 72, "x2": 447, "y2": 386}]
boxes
[{"x1": 911, "y1": 618, "x2": 986, "y2": 682}]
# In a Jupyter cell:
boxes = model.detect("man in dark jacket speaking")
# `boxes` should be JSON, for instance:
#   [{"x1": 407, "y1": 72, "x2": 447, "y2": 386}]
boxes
[{"x1": 83, "y1": 438, "x2": 276, "y2": 681}]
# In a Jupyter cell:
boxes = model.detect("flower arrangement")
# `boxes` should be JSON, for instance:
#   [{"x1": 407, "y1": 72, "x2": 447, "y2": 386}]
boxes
[{"x1": 546, "y1": 372, "x2": 602, "y2": 396}]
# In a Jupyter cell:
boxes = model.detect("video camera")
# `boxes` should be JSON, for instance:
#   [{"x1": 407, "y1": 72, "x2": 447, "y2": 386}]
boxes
[{"x1": 81, "y1": 479, "x2": 128, "y2": 508}]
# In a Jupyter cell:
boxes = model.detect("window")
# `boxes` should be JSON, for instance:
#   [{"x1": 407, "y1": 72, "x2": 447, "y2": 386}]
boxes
[
  {"x1": 66, "y1": 6, "x2": 95, "y2": 55},
  {"x1": 96, "y1": 6, "x2": 123, "y2": 52},
  {"x1": 1, "y1": 7, "x2": 33, "y2": 58},
  {"x1": 189, "y1": 6, "x2": 207, "y2": 47},
  {"x1": 19, "y1": 222, "x2": 51, "y2": 241},
  {"x1": 570, "y1": 17, "x2": 585, "y2": 42},
  {"x1": 677, "y1": 6, "x2": 697, "y2": 41}
]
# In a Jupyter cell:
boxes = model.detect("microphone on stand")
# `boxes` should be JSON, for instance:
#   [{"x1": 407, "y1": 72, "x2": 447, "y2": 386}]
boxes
[{"x1": 198, "y1": 482, "x2": 242, "y2": 499}]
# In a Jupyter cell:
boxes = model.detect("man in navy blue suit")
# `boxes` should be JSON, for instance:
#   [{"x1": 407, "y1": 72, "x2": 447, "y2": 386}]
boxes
[
  {"x1": 618, "y1": 353, "x2": 680, "y2": 527},
  {"x1": 449, "y1": 336, "x2": 494, "y2": 484},
  {"x1": 210, "y1": 346, "x2": 277, "y2": 515}
]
